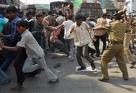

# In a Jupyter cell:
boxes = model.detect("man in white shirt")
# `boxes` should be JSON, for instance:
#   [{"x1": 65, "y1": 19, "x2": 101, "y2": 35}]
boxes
[
  {"x1": 0, "y1": 20, "x2": 58, "y2": 90},
  {"x1": 69, "y1": 14, "x2": 96, "y2": 71},
  {"x1": 57, "y1": 15, "x2": 74, "y2": 61}
]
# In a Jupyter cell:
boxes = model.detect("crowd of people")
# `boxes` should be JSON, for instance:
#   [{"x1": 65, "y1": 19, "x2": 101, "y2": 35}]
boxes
[{"x1": 0, "y1": 5, "x2": 136, "y2": 91}]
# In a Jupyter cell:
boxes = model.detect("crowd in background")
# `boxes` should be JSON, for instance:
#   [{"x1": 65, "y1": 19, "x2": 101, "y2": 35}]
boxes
[{"x1": 0, "y1": 5, "x2": 136, "y2": 91}]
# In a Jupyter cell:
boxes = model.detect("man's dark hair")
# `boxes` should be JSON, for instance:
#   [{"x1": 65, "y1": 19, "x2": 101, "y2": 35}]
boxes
[
  {"x1": 26, "y1": 12, "x2": 33, "y2": 17},
  {"x1": 102, "y1": 13, "x2": 107, "y2": 17},
  {"x1": 36, "y1": 12, "x2": 44, "y2": 18},
  {"x1": 75, "y1": 14, "x2": 82, "y2": 21},
  {"x1": 6, "y1": 6, "x2": 17, "y2": 13},
  {"x1": 48, "y1": 11, "x2": 52, "y2": 15},
  {"x1": 16, "y1": 20, "x2": 29, "y2": 29}
]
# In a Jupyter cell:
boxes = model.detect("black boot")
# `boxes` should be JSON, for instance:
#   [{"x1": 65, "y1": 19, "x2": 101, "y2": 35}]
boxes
[
  {"x1": 77, "y1": 67, "x2": 86, "y2": 71},
  {"x1": 90, "y1": 61, "x2": 95, "y2": 70}
]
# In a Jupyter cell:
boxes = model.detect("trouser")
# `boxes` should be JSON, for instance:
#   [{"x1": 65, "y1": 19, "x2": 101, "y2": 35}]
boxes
[
  {"x1": 58, "y1": 28, "x2": 65, "y2": 43},
  {"x1": 52, "y1": 39, "x2": 67, "y2": 54},
  {"x1": 76, "y1": 45, "x2": 95, "y2": 68},
  {"x1": 1, "y1": 52, "x2": 16, "y2": 71},
  {"x1": 124, "y1": 32, "x2": 133, "y2": 64},
  {"x1": 94, "y1": 34, "x2": 107, "y2": 56},
  {"x1": 0, "y1": 50, "x2": 5, "y2": 66},
  {"x1": 0, "y1": 68, "x2": 9, "y2": 83},
  {"x1": 88, "y1": 47, "x2": 96, "y2": 56},
  {"x1": 101, "y1": 44, "x2": 128, "y2": 79},
  {"x1": 13, "y1": 48, "x2": 27, "y2": 86},
  {"x1": 46, "y1": 30, "x2": 52, "y2": 50},
  {"x1": 22, "y1": 56, "x2": 58, "y2": 81},
  {"x1": 65, "y1": 39, "x2": 75, "y2": 58}
]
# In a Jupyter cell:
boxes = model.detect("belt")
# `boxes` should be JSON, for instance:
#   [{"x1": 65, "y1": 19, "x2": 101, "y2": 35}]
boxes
[{"x1": 109, "y1": 41, "x2": 123, "y2": 45}]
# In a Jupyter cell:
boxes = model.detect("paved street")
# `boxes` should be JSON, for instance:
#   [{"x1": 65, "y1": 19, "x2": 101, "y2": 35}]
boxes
[{"x1": 0, "y1": 52, "x2": 136, "y2": 93}]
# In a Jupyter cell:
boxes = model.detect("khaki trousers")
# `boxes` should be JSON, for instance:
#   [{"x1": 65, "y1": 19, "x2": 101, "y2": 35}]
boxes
[
  {"x1": 101, "y1": 44, "x2": 128, "y2": 79},
  {"x1": 124, "y1": 32, "x2": 133, "y2": 63}
]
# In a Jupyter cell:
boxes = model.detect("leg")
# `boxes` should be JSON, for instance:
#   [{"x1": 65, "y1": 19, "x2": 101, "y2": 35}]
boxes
[
  {"x1": 0, "y1": 68, "x2": 10, "y2": 84},
  {"x1": 100, "y1": 46, "x2": 115, "y2": 80},
  {"x1": 124, "y1": 33, "x2": 136, "y2": 68},
  {"x1": 76, "y1": 46, "x2": 86, "y2": 69},
  {"x1": 1, "y1": 53, "x2": 16, "y2": 71},
  {"x1": 65, "y1": 39, "x2": 74, "y2": 60},
  {"x1": 93, "y1": 36, "x2": 100, "y2": 57},
  {"x1": 69, "y1": 39, "x2": 75, "y2": 60},
  {"x1": 88, "y1": 47, "x2": 96, "y2": 57},
  {"x1": 124, "y1": 47, "x2": 133, "y2": 64},
  {"x1": 115, "y1": 46, "x2": 128, "y2": 80},
  {"x1": 65, "y1": 39, "x2": 70, "y2": 53},
  {"x1": 82, "y1": 45, "x2": 95, "y2": 70},
  {"x1": 42, "y1": 32, "x2": 47, "y2": 53},
  {"x1": 100, "y1": 34, "x2": 107, "y2": 54},
  {"x1": 12, "y1": 48, "x2": 27, "y2": 90},
  {"x1": 34, "y1": 57, "x2": 58, "y2": 82},
  {"x1": 53, "y1": 39, "x2": 67, "y2": 54},
  {"x1": 22, "y1": 58, "x2": 40, "y2": 73}
]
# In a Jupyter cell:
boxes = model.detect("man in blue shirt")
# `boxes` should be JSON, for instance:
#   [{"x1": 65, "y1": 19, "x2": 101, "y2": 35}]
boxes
[{"x1": 0, "y1": 6, "x2": 21, "y2": 71}]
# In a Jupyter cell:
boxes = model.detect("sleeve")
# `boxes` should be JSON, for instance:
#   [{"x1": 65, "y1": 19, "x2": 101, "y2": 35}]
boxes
[
  {"x1": 62, "y1": 21, "x2": 65, "y2": 26},
  {"x1": 84, "y1": 22, "x2": 90, "y2": 29},
  {"x1": 16, "y1": 36, "x2": 27, "y2": 48},
  {"x1": 56, "y1": 17, "x2": 58, "y2": 22},
  {"x1": 125, "y1": 23, "x2": 130, "y2": 33},
  {"x1": 69, "y1": 24, "x2": 75, "y2": 33}
]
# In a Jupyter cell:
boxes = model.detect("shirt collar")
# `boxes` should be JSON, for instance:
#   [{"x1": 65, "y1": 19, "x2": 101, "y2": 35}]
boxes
[{"x1": 21, "y1": 29, "x2": 28, "y2": 37}]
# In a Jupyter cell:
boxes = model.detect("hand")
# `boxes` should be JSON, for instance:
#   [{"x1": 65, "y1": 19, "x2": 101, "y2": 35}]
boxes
[{"x1": 70, "y1": 28, "x2": 75, "y2": 33}]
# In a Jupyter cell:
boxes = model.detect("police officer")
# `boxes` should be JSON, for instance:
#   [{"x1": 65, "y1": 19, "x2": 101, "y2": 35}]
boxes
[
  {"x1": 124, "y1": 14, "x2": 136, "y2": 68},
  {"x1": 97, "y1": 14, "x2": 129, "y2": 82}
]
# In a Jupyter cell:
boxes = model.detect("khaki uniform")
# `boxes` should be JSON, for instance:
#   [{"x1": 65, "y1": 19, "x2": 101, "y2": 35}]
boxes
[
  {"x1": 124, "y1": 32, "x2": 133, "y2": 63},
  {"x1": 101, "y1": 20, "x2": 128, "y2": 79},
  {"x1": 131, "y1": 18, "x2": 136, "y2": 49},
  {"x1": 124, "y1": 17, "x2": 136, "y2": 64}
]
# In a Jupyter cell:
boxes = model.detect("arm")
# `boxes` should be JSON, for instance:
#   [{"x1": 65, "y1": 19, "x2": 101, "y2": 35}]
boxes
[
  {"x1": 56, "y1": 23, "x2": 64, "y2": 29},
  {"x1": 0, "y1": 42, "x2": 20, "y2": 52},
  {"x1": 93, "y1": 24, "x2": 111, "y2": 32},
  {"x1": 2, "y1": 46, "x2": 20, "y2": 52},
  {"x1": 69, "y1": 27, "x2": 75, "y2": 33}
]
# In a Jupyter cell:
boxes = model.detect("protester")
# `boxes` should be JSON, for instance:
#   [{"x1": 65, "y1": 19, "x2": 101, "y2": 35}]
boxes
[
  {"x1": 69, "y1": 14, "x2": 95, "y2": 71},
  {"x1": 57, "y1": 14, "x2": 75, "y2": 61},
  {"x1": 0, "y1": 20, "x2": 59, "y2": 90},
  {"x1": 93, "y1": 13, "x2": 108, "y2": 57},
  {"x1": 0, "y1": 6, "x2": 21, "y2": 71}
]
